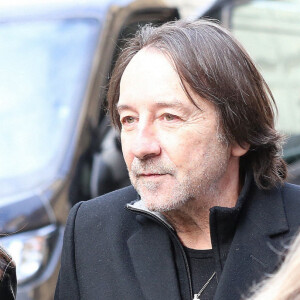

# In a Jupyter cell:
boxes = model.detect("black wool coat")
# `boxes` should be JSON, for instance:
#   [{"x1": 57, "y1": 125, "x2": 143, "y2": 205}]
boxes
[{"x1": 55, "y1": 180, "x2": 300, "y2": 300}]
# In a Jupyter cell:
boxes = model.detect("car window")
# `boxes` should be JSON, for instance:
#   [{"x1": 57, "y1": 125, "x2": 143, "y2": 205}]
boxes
[
  {"x1": 0, "y1": 18, "x2": 100, "y2": 197},
  {"x1": 231, "y1": 0, "x2": 300, "y2": 162}
]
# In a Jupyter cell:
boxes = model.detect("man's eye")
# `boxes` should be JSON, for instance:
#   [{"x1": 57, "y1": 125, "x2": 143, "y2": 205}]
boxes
[
  {"x1": 121, "y1": 116, "x2": 135, "y2": 124},
  {"x1": 163, "y1": 114, "x2": 177, "y2": 121}
]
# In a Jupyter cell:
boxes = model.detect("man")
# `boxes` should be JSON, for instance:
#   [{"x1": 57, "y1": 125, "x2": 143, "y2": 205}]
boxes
[{"x1": 55, "y1": 20, "x2": 300, "y2": 300}]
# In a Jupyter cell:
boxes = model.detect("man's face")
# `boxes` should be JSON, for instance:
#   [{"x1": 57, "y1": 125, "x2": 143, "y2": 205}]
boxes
[{"x1": 118, "y1": 49, "x2": 238, "y2": 212}]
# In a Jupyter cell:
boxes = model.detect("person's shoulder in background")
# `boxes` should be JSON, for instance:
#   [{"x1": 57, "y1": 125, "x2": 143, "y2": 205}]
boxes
[{"x1": 0, "y1": 246, "x2": 17, "y2": 300}]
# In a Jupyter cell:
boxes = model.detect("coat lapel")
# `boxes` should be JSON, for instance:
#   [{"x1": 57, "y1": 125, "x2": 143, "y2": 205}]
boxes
[
  {"x1": 127, "y1": 217, "x2": 182, "y2": 300},
  {"x1": 214, "y1": 184, "x2": 289, "y2": 300}
]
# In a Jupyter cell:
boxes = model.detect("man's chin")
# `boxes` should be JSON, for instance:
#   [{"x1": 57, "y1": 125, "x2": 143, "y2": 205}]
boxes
[
  {"x1": 133, "y1": 181, "x2": 186, "y2": 212},
  {"x1": 141, "y1": 196, "x2": 185, "y2": 213}
]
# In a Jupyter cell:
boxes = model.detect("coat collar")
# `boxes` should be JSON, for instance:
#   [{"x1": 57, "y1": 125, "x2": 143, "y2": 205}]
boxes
[
  {"x1": 213, "y1": 177, "x2": 289, "y2": 299},
  {"x1": 127, "y1": 200, "x2": 174, "y2": 231}
]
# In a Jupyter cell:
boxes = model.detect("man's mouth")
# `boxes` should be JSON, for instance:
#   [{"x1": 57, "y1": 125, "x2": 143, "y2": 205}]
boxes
[{"x1": 137, "y1": 173, "x2": 167, "y2": 178}]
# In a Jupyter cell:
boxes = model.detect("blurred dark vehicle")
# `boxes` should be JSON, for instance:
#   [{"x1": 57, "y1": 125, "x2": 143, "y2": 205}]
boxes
[
  {"x1": 0, "y1": 0, "x2": 178, "y2": 299},
  {"x1": 201, "y1": 0, "x2": 300, "y2": 184}
]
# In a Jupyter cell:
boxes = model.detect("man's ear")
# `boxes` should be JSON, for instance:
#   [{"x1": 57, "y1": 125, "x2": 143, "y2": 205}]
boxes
[{"x1": 231, "y1": 142, "x2": 250, "y2": 157}]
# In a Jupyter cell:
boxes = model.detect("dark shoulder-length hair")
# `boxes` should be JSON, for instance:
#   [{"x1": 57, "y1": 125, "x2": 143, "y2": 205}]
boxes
[{"x1": 107, "y1": 19, "x2": 287, "y2": 189}]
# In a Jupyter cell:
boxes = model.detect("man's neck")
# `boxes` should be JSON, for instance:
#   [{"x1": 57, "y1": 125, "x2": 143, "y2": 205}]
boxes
[
  {"x1": 163, "y1": 208, "x2": 212, "y2": 249},
  {"x1": 162, "y1": 172, "x2": 242, "y2": 250}
]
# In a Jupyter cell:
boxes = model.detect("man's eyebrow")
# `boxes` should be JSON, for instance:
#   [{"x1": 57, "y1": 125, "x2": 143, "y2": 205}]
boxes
[
  {"x1": 154, "y1": 101, "x2": 203, "y2": 113},
  {"x1": 154, "y1": 101, "x2": 184, "y2": 109},
  {"x1": 116, "y1": 104, "x2": 132, "y2": 113}
]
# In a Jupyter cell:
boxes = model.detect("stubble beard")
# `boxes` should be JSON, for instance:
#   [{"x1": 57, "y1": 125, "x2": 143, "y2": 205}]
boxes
[
  {"x1": 128, "y1": 149, "x2": 228, "y2": 213},
  {"x1": 129, "y1": 157, "x2": 187, "y2": 212}
]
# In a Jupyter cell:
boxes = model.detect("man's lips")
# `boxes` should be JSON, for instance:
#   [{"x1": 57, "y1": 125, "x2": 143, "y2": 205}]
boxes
[{"x1": 137, "y1": 173, "x2": 168, "y2": 177}]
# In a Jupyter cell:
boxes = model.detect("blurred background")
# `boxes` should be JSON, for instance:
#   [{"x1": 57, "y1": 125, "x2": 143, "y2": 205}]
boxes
[{"x1": 0, "y1": 0, "x2": 299, "y2": 299}]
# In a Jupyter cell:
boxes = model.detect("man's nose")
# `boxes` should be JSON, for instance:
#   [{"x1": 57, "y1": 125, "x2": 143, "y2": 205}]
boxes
[{"x1": 131, "y1": 125, "x2": 161, "y2": 160}]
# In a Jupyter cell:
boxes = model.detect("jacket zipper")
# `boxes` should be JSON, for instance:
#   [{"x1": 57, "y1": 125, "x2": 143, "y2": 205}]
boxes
[{"x1": 126, "y1": 205, "x2": 193, "y2": 300}]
